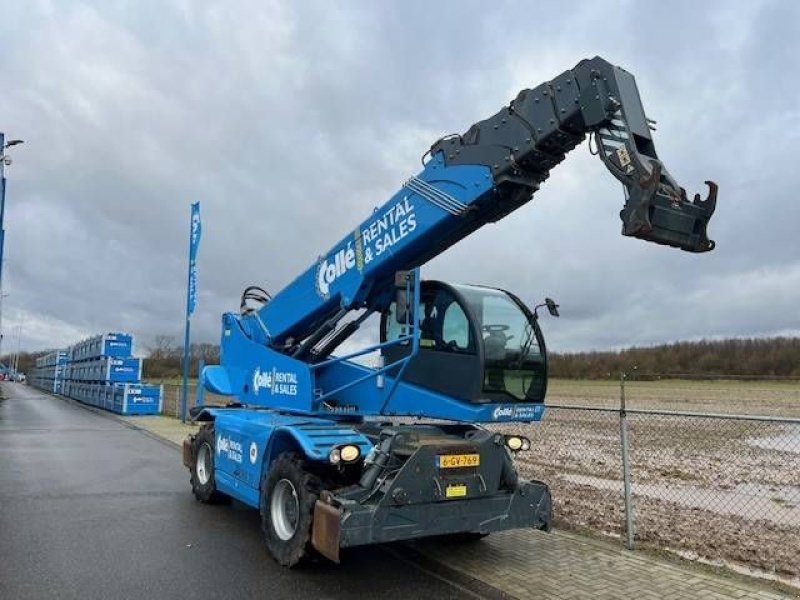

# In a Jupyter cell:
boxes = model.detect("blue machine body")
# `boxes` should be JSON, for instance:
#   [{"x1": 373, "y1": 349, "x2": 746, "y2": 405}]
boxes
[
  {"x1": 200, "y1": 407, "x2": 372, "y2": 508},
  {"x1": 203, "y1": 156, "x2": 547, "y2": 425},
  {"x1": 195, "y1": 57, "x2": 718, "y2": 520},
  {"x1": 197, "y1": 157, "x2": 547, "y2": 509}
]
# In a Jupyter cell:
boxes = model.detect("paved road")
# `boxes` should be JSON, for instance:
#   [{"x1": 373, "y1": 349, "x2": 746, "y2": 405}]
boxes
[{"x1": 0, "y1": 384, "x2": 483, "y2": 600}]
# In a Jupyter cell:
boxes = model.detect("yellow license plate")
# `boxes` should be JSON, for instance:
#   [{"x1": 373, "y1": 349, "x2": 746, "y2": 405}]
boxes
[
  {"x1": 437, "y1": 453, "x2": 480, "y2": 469},
  {"x1": 446, "y1": 484, "x2": 467, "y2": 498}
]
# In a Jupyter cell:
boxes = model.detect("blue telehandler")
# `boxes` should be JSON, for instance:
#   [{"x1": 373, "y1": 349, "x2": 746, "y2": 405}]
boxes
[{"x1": 184, "y1": 57, "x2": 718, "y2": 566}]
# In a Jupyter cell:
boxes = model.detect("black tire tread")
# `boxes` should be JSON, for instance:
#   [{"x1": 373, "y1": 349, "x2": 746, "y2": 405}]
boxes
[
  {"x1": 260, "y1": 452, "x2": 322, "y2": 567},
  {"x1": 189, "y1": 424, "x2": 228, "y2": 504}
]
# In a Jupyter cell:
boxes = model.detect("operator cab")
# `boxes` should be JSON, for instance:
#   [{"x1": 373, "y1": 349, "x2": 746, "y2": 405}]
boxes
[{"x1": 381, "y1": 281, "x2": 556, "y2": 404}]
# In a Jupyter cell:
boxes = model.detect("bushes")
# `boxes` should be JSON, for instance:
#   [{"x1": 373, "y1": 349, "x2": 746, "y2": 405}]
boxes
[
  {"x1": 550, "y1": 337, "x2": 800, "y2": 379},
  {"x1": 141, "y1": 336, "x2": 220, "y2": 380}
]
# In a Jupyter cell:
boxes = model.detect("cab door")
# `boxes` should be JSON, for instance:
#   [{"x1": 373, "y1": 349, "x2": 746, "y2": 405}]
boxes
[{"x1": 381, "y1": 281, "x2": 484, "y2": 402}]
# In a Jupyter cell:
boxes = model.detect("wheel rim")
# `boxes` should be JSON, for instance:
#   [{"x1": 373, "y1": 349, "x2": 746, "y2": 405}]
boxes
[
  {"x1": 271, "y1": 478, "x2": 299, "y2": 541},
  {"x1": 196, "y1": 443, "x2": 212, "y2": 486}
]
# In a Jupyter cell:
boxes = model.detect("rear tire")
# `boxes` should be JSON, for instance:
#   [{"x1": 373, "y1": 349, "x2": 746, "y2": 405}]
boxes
[
  {"x1": 189, "y1": 424, "x2": 228, "y2": 504},
  {"x1": 261, "y1": 452, "x2": 321, "y2": 567}
]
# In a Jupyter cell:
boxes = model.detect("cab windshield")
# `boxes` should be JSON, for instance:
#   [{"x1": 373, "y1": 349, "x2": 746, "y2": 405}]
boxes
[{"x1": 453, "y1": 284, "x2": 546, "y2": 402}]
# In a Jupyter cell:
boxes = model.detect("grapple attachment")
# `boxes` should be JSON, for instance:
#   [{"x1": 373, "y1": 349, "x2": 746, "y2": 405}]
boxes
[
  {"x1": 579, "y1": 57, "x2": 718, "y2": 253},
  {"x1": 619, "y1": 160, "x2": 718, "y2": 253}
]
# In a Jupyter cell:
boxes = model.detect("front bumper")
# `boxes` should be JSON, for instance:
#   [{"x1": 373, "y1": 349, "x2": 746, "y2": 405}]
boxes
[{"x1": 312, "y1": 479, "x2": 551, "y2": 562}]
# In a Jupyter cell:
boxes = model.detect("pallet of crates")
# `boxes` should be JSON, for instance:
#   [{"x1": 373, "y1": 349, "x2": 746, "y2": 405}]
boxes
[
  {"x1": 63, "y1": 332, "x2": 162, "y2": 416},
  {"x1": 68, "y1": 375, "x2": 92, "y2": 407},
  {"x1": 31, "y1": 350, "x2": 68, "y2": 394},
  {"x1": 70, "y1": 333, "x2": 134, "y2": 363},
  {"x1": 109, "y1": 383, "x2": 163, "y2": 415},
  {"x1": 31, "y1": 355, "x2": 44, "y2": 390},
  {"x1": 53, "y1": 351, "x2": 68, "y2": 395},
  {"x1": 68, "y1": 381, "x2": 86, "y2": 404}
]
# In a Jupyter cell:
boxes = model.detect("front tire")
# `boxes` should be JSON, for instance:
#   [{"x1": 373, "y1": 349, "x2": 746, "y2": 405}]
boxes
[
  {"x1": 189, "y1": 424, "x2": 228, "y2": 504},
  {"x1": 261, "y1": 453, "x2": 321, "y2": 567}
]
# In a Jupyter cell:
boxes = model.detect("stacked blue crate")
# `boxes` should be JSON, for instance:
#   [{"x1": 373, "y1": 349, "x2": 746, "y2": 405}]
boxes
[
  {"x1": 31, "y1": 351, "x2": 68, "y2": 393},
  {"x1": 67, "y1": 356, "x2": 142, "y2": 383},
  {"x1": 64, "y1": 333, "x2": 162, "y2": 416},
  {"x1": 70, "y1": 333, "x2": 134, "y2": 362}
]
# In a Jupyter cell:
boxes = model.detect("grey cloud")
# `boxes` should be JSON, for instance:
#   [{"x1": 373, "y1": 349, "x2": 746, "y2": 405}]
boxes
[{"x1": 1, "y1": 0, "x2": 798, "y2": 355}]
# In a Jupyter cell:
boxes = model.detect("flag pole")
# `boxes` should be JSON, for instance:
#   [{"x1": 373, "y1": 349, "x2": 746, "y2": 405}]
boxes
[{"x1": 180, "y1": 308, "x2": 191, "y2": 422}]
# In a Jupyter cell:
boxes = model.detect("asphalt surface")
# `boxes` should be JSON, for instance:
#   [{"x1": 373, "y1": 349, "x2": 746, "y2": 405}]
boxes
[{"x1": 0, "y1": 383, "x2": 488, "y2": 600}]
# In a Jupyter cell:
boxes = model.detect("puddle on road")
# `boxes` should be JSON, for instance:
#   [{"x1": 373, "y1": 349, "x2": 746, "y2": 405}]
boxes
[{"x1": 560, "y1": 473, "x2": 800, "y2": 525}]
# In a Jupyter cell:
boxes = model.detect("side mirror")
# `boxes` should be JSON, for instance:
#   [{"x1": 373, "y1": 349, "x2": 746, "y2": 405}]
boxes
[
  {"x1": 394, "y1": 271, "x2": 413, "y2": 324},
  {"x1": 545, "y1": 298, "x2": 560, "y2": 318}
]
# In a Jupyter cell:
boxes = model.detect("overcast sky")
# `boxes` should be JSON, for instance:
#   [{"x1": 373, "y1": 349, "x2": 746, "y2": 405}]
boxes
[{"x1": 1, "y1": 0, "x2": 798, "y2": 357}]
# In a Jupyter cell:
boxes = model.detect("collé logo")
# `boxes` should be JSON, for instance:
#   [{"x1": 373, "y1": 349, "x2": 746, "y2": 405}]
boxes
[
  {"x1": 492, "y1": 406, "x2": 514, "y2": 420},
  {"x1": 252, "y1": 367, "x2": 273, "y2": 395},
  {"x1": 252, "y1": 367, "x2": 298, "y2": 396},
  {"x1": 316, "y1": 245, "x2": 356, "y2": 299},
  {"x1": 491, "y1": 405, "x2": 543, "y2": 421}
]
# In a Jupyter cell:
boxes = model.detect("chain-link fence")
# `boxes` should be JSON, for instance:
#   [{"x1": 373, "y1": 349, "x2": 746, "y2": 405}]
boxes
[
  {"x1": 510, "y1": 375, "x2": 800, "y2": 581},
  {"x1": 158, "y1": 383, "x2": 227, "y2": 418}
]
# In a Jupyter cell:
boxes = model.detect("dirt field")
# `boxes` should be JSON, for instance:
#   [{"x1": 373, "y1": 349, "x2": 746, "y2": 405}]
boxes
[
  {"x1": 508, "y1": 379, "x2": 800, "y2": 580},
  {"x1": 546, "y1": 377, "x2": 800, "y2": 417}
]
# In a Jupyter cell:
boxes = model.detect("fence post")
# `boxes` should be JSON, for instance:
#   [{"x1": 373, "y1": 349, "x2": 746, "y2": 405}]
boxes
[
  {"x1": 619, "y1": 371, "x2": 635, "y2": 549},
  {"x1": 171, "y1": 385, "x2": 179, "y2": 418},
  {"x1": 195, "y1": 359, "x2": 205, "y2": 411}
]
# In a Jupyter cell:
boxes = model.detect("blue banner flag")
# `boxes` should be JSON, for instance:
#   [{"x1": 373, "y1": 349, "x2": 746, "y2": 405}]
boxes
[
  {"x1": 181, "y1": 201, "x2": 201, "y2": 422},
  {"x1": 187, "y1": 202, "x2": 202, "y2": 316}
]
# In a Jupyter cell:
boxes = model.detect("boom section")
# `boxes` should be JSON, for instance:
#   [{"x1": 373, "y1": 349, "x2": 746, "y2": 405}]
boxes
[{"x1": 253, "y1": 56, "x2": 717, "y2": 347}]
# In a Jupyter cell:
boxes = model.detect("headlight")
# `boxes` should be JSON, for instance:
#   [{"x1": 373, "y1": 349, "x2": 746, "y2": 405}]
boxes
[
  {"x1": 504, "y1": 434, "x2": 531, "y2": 452},
  {"x1": 330, "y1": 444, "x2": 361, "y2": 464},
  {"x1": 340, "y1": 444, "x2": 360, "y2": 462},
  {"x1": 506, "y1": 436, "x2": 523, "y2": 451}
]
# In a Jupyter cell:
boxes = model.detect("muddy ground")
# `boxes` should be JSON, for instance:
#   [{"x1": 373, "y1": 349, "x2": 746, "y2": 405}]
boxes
[{"x1": 507, "y1": 383, "x2": 800, "y2": 577}]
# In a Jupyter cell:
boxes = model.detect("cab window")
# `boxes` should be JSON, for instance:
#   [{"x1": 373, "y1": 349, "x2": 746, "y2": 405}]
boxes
[
  {"x1": 456, "y1": 285, "x2": 546, "y2": 403},
  {"x1": 442, "y1": 302, "x2": 469, "y2": 350},
  {"x1": 383, "y1": 290, "x2": 475, "y2": 354}
]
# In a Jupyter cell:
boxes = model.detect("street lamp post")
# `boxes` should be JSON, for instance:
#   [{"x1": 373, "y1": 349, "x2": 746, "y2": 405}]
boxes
[{"x1": 0, "y1": 133, "x2": 25, "y2": 363}]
